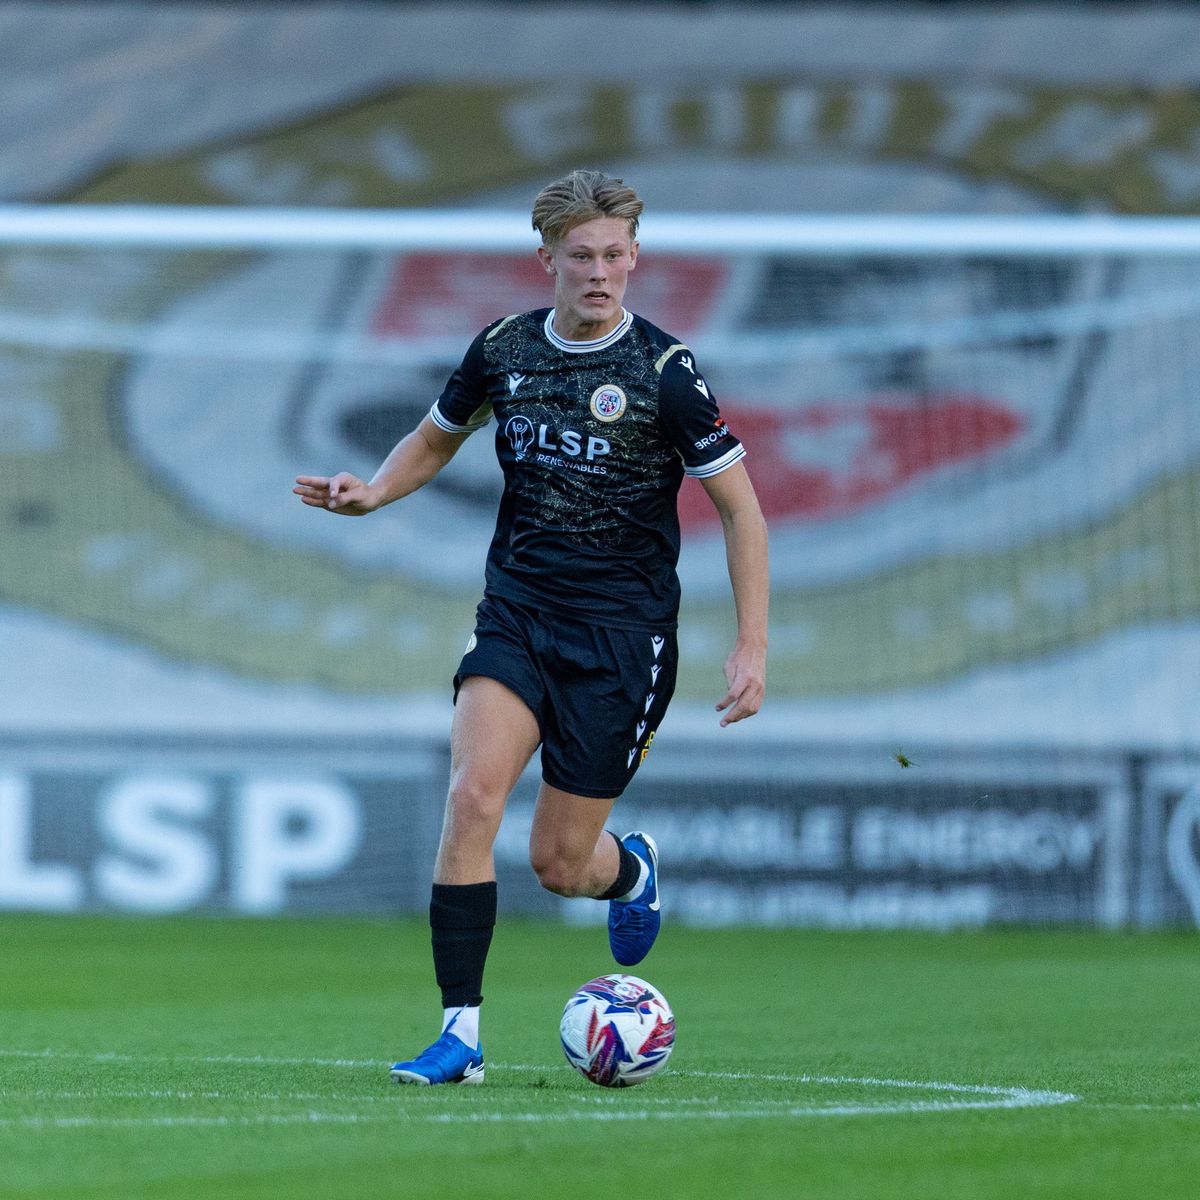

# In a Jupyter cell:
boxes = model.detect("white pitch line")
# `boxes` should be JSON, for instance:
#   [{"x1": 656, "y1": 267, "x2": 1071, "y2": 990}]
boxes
[
  {"x1": 498, "y1": 1063, "x2": 1077, "y2": 1107},
  {"x1": 0, "y1": 1047, "x2": 1077, "y2": 1101},
  {"x1": 2, "y1": 1089, "x2": 401, "y2": 1104},
  {"x1": 0, "y1": 1113, "x2": 378, "y2": 1130},
  {"x1": 0, "y1": 1098, "x2": 1075, "y2": 1132},
  {"x1": 686, "y1": 1071, "x2": 1039, "y2": 1094},
  {"x1": 0, "y1": 1049, "x2": 378, "y2": 1068},
  {"x1": 0, "y1": 1046, "x2": 1080, "y2": 1130}
]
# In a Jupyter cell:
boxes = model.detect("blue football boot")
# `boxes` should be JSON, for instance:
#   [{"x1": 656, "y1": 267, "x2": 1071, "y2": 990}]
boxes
[
  {"x1": 390, "y1": 1022, "x2": 485, "y2": 1086},
  {"x1": 608, "y1": 831, "x2": 661, "y2": 967}
]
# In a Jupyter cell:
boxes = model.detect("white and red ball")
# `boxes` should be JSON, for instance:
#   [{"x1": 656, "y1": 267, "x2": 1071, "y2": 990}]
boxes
[{"x1": 560, "y1": 974, "x2": 675, "y2": 1088}]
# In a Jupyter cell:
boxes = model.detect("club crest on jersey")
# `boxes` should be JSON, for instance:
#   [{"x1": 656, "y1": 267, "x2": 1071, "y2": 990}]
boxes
[{"x1": 589, "y1": 385, "x2": 627, "y2": 423}]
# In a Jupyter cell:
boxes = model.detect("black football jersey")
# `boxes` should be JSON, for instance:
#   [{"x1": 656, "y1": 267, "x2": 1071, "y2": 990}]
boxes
[{"x1": 430, "y1": 307, "x2": 745, "y2": 630}]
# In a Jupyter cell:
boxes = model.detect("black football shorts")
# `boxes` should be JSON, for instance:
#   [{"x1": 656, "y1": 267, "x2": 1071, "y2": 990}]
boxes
[{"x1": 453, "y1": 593, "x2": 679, "y2": 799}]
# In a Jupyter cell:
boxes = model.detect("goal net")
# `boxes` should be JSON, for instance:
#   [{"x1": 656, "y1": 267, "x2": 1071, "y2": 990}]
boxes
[
  {"x1": 3, "y1": 205, "x2": 1200, "y2": 926},
  {"x1": 4, "y1": 207, "x2": 1199, "y2": 721}
]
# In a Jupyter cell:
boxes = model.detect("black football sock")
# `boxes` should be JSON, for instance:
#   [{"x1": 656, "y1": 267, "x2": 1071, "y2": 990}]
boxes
[
  {"x1": 596, "y1": 832, "x2": 641, "y2": 901},
  {"x1": 430, "y1": 881, "x2": 497, "y2": 1009}
]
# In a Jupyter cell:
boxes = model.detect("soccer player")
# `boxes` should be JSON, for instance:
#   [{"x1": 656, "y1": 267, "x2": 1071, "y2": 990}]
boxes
[{"x1": 294, "y1": 169, "x2": 768, "y2": 1086}]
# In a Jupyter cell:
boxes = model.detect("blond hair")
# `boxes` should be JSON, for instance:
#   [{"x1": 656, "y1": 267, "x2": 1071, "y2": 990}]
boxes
[{"x1": 531, "y1": 169, "x2": 644, "y2": 248}]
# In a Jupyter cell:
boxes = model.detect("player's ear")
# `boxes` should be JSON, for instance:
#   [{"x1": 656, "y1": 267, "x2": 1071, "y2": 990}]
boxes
[
  {"x1": 628, "y1": 240, "x2": 639, "y2": 270},
  {"x1": 536, "y1": 244, "x2": 556, "y2": 275}
]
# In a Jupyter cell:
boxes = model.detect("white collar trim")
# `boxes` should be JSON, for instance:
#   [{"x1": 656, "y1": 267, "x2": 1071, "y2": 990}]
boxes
[{"x1": 543, "y1": 308, "x2": 633, "y2": 353}]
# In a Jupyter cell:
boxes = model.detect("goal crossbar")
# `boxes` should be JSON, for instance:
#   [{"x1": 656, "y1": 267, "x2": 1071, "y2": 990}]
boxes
[{"x1": 5, "y1": 206, "x2": 1200, "y2": 255}]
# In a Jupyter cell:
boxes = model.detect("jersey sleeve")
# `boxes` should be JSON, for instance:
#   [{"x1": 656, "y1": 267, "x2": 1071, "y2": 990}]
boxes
[
  {"x1": 430, "y1": 326, "x2": 495, "y2": 434},
  {"x1": 656, "y1": 345, "x2": 746, "y2": 478}
]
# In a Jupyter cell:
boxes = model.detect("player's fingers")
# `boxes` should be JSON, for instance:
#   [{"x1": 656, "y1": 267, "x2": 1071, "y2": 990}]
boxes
[
  {"x1": 294, "y1": 479, "x2": 335, "y2": 509},
  {"x1": 716, "y1": 689, "x2": 751, "y2": 726},
  {"x1": 717, "y1": 679, "x2": 764, "y2": 726},
  {"x1": 326, "y1": 472, "x2": 365, "y2": 508}
]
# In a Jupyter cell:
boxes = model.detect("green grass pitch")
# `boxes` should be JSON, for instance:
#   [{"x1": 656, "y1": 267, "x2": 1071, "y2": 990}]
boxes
[{"x1": 1, "y1": 914, "x2": 1198, "y2": 1200}]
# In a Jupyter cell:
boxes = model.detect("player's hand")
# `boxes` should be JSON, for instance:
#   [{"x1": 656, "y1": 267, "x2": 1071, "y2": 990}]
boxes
[
  {"x1": 715, "y1": 640, "x2": 766, "y2": 727},
  {"x1": 293, "y1": 472, "x2": 381, "y2": 515}
]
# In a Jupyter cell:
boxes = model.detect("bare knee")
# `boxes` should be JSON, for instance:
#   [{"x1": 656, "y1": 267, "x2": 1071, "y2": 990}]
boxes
[
  {"x1": 530, "y1": 847, "x2": 591, "y2": 897},
  {"x1": 444, "y1": 773, "x2": 505, "y2": 842}
]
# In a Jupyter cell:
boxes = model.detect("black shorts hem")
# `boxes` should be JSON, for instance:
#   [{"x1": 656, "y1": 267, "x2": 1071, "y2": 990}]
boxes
[{"x1": 541, "y1": 771, "x2": 625, "y2": 801}]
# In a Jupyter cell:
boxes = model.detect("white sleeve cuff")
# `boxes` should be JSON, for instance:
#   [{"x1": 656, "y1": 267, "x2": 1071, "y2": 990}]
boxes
[
  {"x1": 684, "y1": 443, "x2": 746, "y2": 479},
  {"x1": 430, "y1": 401, "x2": 491, "y2": 434}
]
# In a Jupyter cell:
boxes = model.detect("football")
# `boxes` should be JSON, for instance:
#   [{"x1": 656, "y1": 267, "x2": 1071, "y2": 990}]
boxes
[{"x1": 559, "y1": 973, "x2": 676, "y2": 1087}]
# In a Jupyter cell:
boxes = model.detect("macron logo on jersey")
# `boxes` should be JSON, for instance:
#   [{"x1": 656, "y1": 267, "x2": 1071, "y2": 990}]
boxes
[
  {"x1": 675, "y1": 352, "x2": 710, "y2": 397},
  {"x1": 507, "y1": 372, "x2": 527, "y2": 394}
]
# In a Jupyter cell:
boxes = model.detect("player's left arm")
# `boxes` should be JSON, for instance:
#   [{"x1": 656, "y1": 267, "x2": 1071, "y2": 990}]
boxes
[{"x1": 701, "y1": 462, "x2": 769, "y2": 726}]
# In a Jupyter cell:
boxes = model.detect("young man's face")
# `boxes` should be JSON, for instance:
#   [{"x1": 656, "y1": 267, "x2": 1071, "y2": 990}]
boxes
[{"x1": 537, "y1": 217, "x2": 638, "y2": 339}]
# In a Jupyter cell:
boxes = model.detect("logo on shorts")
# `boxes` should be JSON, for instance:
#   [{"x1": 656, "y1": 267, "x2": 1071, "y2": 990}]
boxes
[
  {"x1": 627, "y1": 729, "x2": 656, "y2": 769},
  {"x1": 589, "y1": 385, "x2": 627, "y2": 423},
  {"x1": 505, "y1": 414, "x2": 535, "y2": 459}
]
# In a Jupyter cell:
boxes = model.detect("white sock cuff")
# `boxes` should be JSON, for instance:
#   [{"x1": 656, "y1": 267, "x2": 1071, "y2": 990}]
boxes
[
  {"x1": 443, "y1": 1005, "x2": 480, "y2": 1047},
  {"x1": 617, "y1": 856, "x2": 649, "y2": 904}
]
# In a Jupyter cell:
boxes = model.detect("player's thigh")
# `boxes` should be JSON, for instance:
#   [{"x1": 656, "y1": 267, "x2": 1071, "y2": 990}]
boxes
[
  {"x1": 448, "y1": 675, "x2": 541, "y2": 819},
  {"x1": 528, "y1": 780, "x2": 616, "y2": 870}
]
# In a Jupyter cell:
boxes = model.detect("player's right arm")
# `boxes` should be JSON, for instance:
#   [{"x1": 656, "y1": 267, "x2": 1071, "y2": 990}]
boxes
[
  {"x1": 293, "y1": 415, "x2": 470, "y2": 516},
  {"x1": 296, "y1": 321, "x2": 498, "y2": 516}
]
